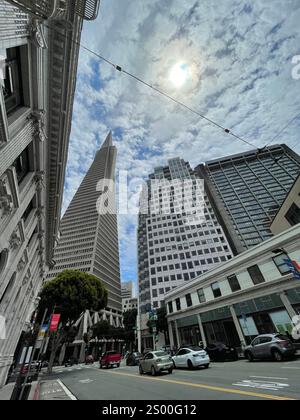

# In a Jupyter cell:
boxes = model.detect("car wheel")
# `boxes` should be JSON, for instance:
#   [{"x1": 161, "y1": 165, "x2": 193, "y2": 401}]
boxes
[
  {"x1": 245, "y1": 352, "x2": 254, "y2": 362},
  {"x1": 151, "y1": 366, "x2": 156, "y2": 376},
  {"x1": 139, "y1": 365, "x2": 144, "y2": 375},
  {"x1": 173, "y1": 361, "x2": 176, "y2": 369},
  {"x1": 168, "y1": 368, "x2": 173, "y2": 374},
  {"x1": 272, "y1": 350, "x2": 283, "y2": 362},
  {"x1": 116, "y1": 363, "x2": 120, "y2": 368},
  {"x1": 99, "y1": 364, "x2": 103, "y2": 369},
  {"x1": 204, "y1": 364, "x2": 209, "y2": 369},
  {"x1": 187, "y1": 359, "x2": 194, "y2": 370}
]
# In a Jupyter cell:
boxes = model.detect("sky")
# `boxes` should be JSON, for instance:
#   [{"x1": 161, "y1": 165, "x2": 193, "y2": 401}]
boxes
[{"x1": 62, "y1": 0, "x2": 300, "y2": 288}]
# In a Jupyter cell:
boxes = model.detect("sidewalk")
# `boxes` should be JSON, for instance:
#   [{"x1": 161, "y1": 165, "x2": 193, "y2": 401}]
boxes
[{"x1": 0, "y1": 382, "x2": 14, "y2": 400}]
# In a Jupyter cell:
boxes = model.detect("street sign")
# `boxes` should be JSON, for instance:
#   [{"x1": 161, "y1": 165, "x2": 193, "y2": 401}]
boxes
[{"x1": 284, "y1": 258, "x2": 300, "y2": 280}]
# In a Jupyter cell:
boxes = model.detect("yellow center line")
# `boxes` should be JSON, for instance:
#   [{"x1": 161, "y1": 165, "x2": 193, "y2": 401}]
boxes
[{"x1": 96, "y1": 369, "x2": 296, "y2": 401}]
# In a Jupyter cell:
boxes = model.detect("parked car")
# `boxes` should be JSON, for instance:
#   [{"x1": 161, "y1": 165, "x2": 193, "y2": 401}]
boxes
[
  {"x1": 139, "y1": 351, "x2": 173, "y2": 375},
  {"x1": 172, "y1": 346, "x2": 210, "y2": 369},
  {"x1": 205, "y1": 342, "x2": 239, "y2": 362},
  {"x1": 64, "y1": 357, "x2": 78, "y2": 367},
  {"x1": 244, "y1": 334, "x2": 296, "y2": 362},
  {"x1": 85, "y1": 355, "x2": 94, "y2": 364},
  {"x1": 126, "y1": 352, "x2": 143, "y2": 366},
  {"x1": 99, "y1": 351, "x2": 122, "y2": 368}
]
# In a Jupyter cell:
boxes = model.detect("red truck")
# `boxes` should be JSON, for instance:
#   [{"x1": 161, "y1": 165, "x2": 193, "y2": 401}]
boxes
[{"x1": 99, "y1": 351, "x2": 121, "y2": 369}]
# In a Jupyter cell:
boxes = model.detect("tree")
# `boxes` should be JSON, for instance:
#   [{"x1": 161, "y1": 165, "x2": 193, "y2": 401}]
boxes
[
  {"x1": 147, "y1": 307, "x2": 168, "y2": 344},
  {"x1": 38, "y1": 270, "x2": 108, "y2": 373},
  {"x1": 123, "y1": 309, "x2": 138, "y2": 350}
]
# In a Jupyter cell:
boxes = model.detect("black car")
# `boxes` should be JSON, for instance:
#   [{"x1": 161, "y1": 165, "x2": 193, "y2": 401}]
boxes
[
  {"x1": 205, "y1": 342, "x2": 238, "y2": 362},
  {"x1": 126, "y1": 352, "x2": 143, "y2": 366}
]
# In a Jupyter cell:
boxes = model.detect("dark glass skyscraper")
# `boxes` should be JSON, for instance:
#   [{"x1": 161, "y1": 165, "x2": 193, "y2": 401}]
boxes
[{"x1": 196, "y1": 144, "x2": 300, "y2": 254}]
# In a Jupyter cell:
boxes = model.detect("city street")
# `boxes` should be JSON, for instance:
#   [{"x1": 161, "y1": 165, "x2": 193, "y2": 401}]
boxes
[{"x1": 42, "y1": 359, "x2": 300, "y2": 401}]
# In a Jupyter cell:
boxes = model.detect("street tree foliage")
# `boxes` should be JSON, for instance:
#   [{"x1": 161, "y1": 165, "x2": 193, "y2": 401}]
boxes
[
  {"x1": 39, "y1": 270, "x2": 108, "y2": 322},
  {"x1": 38, "y1": 270, "x2": 108, "y2": 373},
  {"x1": 147, "y1": 307, "x2": 168, "y2": 335},
  {"x1": 123, "y1": 308, "x2": 137, "y2": 342},
  {"x1": 92, "y1": 320, "x2": 124, "y2": 339}
]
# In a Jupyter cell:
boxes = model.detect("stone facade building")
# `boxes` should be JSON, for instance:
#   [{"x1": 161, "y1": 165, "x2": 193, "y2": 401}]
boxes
[{"x1": 0, "y1": 0, "x2": 100, "y2": 387}]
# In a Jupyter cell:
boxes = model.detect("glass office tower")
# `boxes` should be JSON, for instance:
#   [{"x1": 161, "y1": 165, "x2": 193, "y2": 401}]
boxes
[{"x1": 196, "y1": 144, "x2": 300, "y2": 254}]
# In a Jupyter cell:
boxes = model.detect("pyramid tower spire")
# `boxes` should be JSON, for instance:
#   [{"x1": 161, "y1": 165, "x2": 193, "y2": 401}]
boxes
[{"x1": 101, "y1": 131, "x2": 113, "y2": 149}]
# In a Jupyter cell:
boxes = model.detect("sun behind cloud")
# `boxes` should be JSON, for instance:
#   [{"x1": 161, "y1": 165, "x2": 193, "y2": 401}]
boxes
[{"x1": 169, "y1": 62, "x2": 189, "y2": 88}]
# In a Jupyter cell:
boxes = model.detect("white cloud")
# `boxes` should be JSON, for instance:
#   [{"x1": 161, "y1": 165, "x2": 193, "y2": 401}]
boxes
[{"x1": 63, "y1": 0, "x2": 300, "y2": 287}]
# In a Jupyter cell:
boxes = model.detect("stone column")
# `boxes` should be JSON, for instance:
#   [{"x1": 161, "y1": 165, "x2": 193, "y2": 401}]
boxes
[
  {"x1": 230, "y1": 305, "x2": 246, "y2": 348},
  {"x1": 174, "y1": 320, "x2": 180, "y2": 348},
  {"x1": 58, "y1": 344, "x2": 66, "y2": 365},
  {"x1": 168, "y1": 321, "x2": 175, "y2": 348},
  {"x1": 79, "y1": 342, "x2": 86, "y2": 363},
  {"x1": 280, "y1": 292, "x2": 297, "y2": 319},
  {"x1": 197, "y1": 314, "x2": 207, "y2": 348}
]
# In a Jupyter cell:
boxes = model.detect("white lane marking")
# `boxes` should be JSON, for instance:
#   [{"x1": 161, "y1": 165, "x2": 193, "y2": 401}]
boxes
[
  {"x1": 281, "y1": 367, "x2": 300, "y2": 370},
  {"x1": 57, "y1": 379, "x2": 77, "y2": 400},
  {"x1": 78, "y1": 378, "x2": 94, "y2": 384},
  {"x1": 233, "y1": 379, "x2": 290, "y2": 392},
  {"x1": 250, "y1": 376, "x2": 288, "y2": 381}
]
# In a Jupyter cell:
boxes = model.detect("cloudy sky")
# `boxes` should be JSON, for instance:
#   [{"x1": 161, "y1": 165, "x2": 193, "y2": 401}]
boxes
[{"x1": 62, "y1": 0, "x2": 300, "y2": 287}]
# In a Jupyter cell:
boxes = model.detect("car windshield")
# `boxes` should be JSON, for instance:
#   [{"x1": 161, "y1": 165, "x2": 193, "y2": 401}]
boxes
[
  {"x1": 107, "y1": 351, "x2": 117, "y2": 355},
  {"x1": 154, "y1": 351, "x2": 168, "y2": 357},
  {"x1": 134, "y1": 353, "x2": 142, "y2": 356}
]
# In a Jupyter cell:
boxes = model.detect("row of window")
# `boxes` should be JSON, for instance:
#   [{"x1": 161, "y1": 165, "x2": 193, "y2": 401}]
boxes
[{"x1": 168, "y1": 255, "x2": 291, "y2": 313}]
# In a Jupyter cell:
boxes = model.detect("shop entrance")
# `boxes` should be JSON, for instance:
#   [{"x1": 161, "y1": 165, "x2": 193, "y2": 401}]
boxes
[
  {"x1": 252, "y1": 313, "x2": 276, "y2": 335},
  {"x1": 179, "y1": 325, "x2": 201, "y2": 346},
  {"x1": 204, "y1": 319, "x2": 240, "y2": 347}
]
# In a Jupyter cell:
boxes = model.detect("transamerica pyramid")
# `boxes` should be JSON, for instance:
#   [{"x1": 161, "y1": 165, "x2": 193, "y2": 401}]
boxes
[{"x1": 47, "y1": 132, "x2": 122, "y2": 327}]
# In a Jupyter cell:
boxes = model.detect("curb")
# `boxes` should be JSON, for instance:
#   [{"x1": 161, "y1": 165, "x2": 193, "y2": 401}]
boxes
[{"x1": 31, "y1": 381, "x2": 41, "y2": 400}]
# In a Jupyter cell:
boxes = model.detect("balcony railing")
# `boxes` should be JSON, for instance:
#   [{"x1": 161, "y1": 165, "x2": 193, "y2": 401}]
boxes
[{"x1": 6, "y1": 0, "x2": 100, "y2": 20}]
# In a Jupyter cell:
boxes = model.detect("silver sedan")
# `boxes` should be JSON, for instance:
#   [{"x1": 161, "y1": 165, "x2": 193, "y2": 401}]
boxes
[{"x1": 139, "y1": 351, "x2": 174, "y2": 376}]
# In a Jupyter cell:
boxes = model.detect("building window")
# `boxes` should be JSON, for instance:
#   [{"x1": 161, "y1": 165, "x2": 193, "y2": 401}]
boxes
[
  {"x1": 2, "y1": 47, "x2": 25, "y2": 115},
  {"x1": 22, "y1": 198, "x2": 35, "y2": 224},
  {"x1": 228, "y1": 275, "x2": 241, "y2": 292},
  {"x1": 12, "y1": 147, "x2": 30, "y2": 184},
  {"x1": 285, "y1": 203, "x2": 300, "y2": 226},
  {"x1": 197, "y1": 288, "x2": 206, "y2": 303},
  {"x1": 247, "y1": 265, "x2": 265, "y2": 285},
  {"x1": 211, "y1": 282, "x2": 222, "y2": 298},
  {"x1": 0, "y1": 249, "x2": 8, "y2": 276},
  {"x1": 168, "y1": 302, "x2": 173, "y2": 314},
  {"x1": 185, "y1": 293, "x2": 192, "y2": 307},
  {"x1": 175, "y1": 298, "x2": 181, "y2": 311},
  {"x1": 273, "y1": 254, "x2": 291, "y2": 275}
]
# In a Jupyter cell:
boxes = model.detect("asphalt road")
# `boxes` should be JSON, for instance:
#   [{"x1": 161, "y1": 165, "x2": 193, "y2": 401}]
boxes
[{"x1": 45, "y1": 359, "x2": 300, "y2": 400}]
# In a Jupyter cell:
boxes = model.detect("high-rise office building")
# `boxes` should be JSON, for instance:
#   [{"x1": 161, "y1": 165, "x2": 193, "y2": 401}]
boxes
[
  {"x1": 48, "y1": 133, "x2": 122, "y2": 327},
  {"x1": 196, "y1": 145, "x2": 300, "y2": 254},
  {"x1": 122, "y1": 281, "x2": 134, "y2": 299},
  {"x1": 0, "y1": 0, "x2": 100, "y2": 387},
  {"x1": 138, "y1": 158, "x2": 234, "y2": 318}
]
